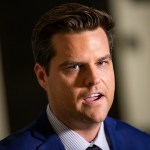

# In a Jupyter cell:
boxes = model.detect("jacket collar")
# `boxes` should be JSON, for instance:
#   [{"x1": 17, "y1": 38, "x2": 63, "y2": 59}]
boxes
[
  {"x1": 104, "y1": 117, "x2": 128, "y2": 150},
  {"x1": 31, "y1": 109, "x2": 65, "y2": 150}
]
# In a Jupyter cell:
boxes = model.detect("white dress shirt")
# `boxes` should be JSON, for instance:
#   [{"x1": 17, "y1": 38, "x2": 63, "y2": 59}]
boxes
[{"x1": 46, "y1": 105, "x2": 110, "y2": 150}]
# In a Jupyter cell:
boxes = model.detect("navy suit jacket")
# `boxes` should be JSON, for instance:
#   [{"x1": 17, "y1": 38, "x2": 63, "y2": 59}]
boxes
[{"x1": 0, "y1": 109, "x2": 150, "y2": 150}]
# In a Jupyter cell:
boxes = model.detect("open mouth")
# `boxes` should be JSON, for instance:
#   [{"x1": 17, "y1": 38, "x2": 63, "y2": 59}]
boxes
[{"x1": 84, "y1": 93, "x2": 103, "y2": 103}]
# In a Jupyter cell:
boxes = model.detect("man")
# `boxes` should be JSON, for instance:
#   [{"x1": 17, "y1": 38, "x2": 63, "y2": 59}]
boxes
[{"x1": 0, "y1": 3, "x2": 150, "y2": 150}]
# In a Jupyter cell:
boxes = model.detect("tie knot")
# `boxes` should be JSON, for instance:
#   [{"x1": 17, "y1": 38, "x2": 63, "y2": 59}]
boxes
[{"x1": 86, "y1": 144, "x2": 102, "y2": 150}]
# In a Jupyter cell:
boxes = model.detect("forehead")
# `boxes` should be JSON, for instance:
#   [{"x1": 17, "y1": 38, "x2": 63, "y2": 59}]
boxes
[{"x1": 51, "y1": 27, "x2": 110, "y2": 59}]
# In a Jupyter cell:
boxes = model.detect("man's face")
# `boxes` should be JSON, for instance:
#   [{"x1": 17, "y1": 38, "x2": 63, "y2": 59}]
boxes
[{"x1": 36, "y1": 27, "x2": 115, "y2": 128}]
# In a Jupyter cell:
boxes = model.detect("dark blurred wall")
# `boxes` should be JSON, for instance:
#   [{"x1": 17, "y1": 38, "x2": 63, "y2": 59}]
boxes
[{"x1": 0, "y1": 0, "x2": 119, "y2": 133}]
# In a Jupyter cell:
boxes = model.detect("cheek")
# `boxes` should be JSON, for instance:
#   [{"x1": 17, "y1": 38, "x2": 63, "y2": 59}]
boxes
[
  {"x1": 108, "y1": 73, "x2": 115, "y2": 104},
  {"x1": 102, "y1": 69, "x2": 115, "y2": 100},
  {"x1": 107, "y1": 66, "x2": 115, "y2": 84},
  {"x1": 107, "y1": 72, "x2": 115, "y2": 96},
  {"x1": 49, "y1": 74, "x2": 78, "y2": 100},
  {"x1": 102, "y1": 69, "x2": 115, "y2": 86},
  {"x1": 111, "y1": 71, "x2": 115, "y2": 90}
]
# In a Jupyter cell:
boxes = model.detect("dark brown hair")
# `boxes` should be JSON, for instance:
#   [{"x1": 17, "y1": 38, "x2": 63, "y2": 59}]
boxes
[{"x1": 32, "y1": 3, "x2": 115, "y2": 74}]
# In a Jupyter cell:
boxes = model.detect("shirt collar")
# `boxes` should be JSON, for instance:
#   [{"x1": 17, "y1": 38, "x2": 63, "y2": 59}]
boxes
[{"x1": 46, "y1": 105, "x2": 110, "y2": 150}]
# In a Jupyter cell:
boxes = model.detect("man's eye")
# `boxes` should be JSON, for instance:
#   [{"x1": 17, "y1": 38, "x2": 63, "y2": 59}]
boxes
[
  {"x1": 98, "y1": 61, "x2": 104, "y2": 65},
  {"x1": 70, "y1": 65, "x2": 80, "y2": 70},
  {"x1": 65, "y1": 64, "x2": 80, "y2": 70},
  {"x1": 98, "y1": 61, "x2": 108, "y2": 66}
]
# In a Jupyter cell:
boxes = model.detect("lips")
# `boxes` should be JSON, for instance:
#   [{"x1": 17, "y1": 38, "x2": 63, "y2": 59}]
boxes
[{"x1": 84, "y1": 93, "x2": 103, "y2": 103}]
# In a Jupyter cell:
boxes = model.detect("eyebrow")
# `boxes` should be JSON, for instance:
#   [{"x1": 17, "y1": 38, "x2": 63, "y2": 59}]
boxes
[
  {"x1": 98, "y1": 54, "x2": 112, "y2": 61},
  {"x1": 58, "y1": 54, "x2": 112, "y2": 69}
]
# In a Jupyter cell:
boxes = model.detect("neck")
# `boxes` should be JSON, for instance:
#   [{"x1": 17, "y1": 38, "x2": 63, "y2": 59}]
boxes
[{"x1": 48, "y1": 105, "x2": 102, "y2": 141}]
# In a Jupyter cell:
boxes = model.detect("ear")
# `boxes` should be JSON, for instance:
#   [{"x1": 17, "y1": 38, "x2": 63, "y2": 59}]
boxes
[{"x1": 34, "y1": 63, "x2": 48, "y2": 91}]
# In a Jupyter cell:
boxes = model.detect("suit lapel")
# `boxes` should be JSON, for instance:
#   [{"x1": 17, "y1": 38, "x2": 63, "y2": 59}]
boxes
[
  {"x1": 104, "y1": 117, "x2": 128, "y2": 150},
  {"x1": 31, "y1": 109, "x2": 65, "y2": 150},
  {"x1": 37, "y1": 134, "x2": 65, "y2": 150}
]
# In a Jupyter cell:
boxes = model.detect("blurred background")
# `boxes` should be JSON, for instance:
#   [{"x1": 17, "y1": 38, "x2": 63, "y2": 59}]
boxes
[{"x1": 0, "y1": 0, "x2": 150, "y2": 140}]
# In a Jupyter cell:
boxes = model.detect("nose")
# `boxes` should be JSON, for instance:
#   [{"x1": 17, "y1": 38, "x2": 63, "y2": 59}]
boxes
[{"x1": 84, "y1": 66, "x2": 100, "y2": 87}]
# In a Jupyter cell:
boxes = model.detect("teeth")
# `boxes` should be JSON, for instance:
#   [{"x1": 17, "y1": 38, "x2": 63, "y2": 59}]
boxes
[{"x1": 89, "y1": 93, "x2": 100, "y2": 97}]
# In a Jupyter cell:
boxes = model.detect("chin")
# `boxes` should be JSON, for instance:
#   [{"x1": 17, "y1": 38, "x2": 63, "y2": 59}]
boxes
[
  {"x1": 85, "y1": 112, "x2": 108, "y2": 124},
  {"x1": 93, "y1": 110, "x2": 109, "y2": 122},
  {"x1": 93, "y1": 116, "x2": 106, "y2": 123}
]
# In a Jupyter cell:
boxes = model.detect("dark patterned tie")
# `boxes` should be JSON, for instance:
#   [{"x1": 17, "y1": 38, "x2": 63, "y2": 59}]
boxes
[{"x1": 86, "y1": 144, "x2": 102, "y2": 150}]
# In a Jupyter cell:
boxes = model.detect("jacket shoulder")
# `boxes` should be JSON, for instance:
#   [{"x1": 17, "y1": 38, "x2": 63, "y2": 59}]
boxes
[
  {"x1": 106, "y1": 117, "x2": 150, "y2": 137},
  {"x1": 0, "y1": 122, "x2": 41, "y2": 150},
  {"x1": 105, "y1": 117, "x2": 150, "y2": 149},
  {"x1": 0, "y1": 109, "x2": 50, "y2": 150}
]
